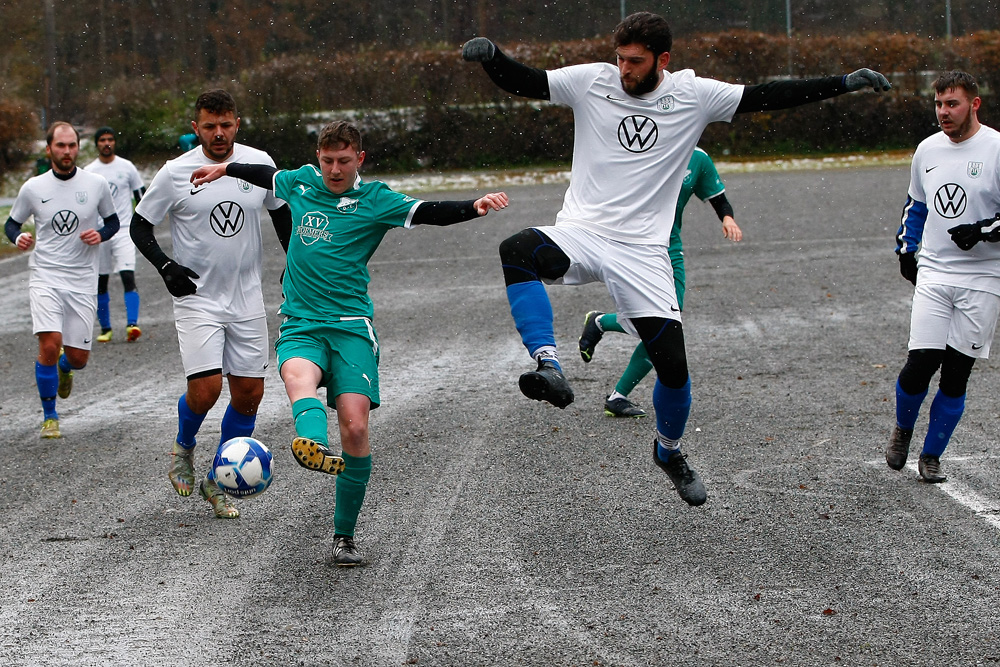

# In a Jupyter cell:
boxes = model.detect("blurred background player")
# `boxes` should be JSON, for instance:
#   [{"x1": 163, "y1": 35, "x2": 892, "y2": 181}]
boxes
[
  {"x1": 191, "y1": 120, "x2": 508, "y2": 565},
  {"x1": 888, "y1": 71, "x2": 1000, "y2": 483},
  {"x1": 84, "y1": 126, "x2": 146, "y2": 343},
  {"x1": 578, "y1": 147, "x2": 742, "y2": 418},
  {"x1": 4, "y1": 122, "x2": 119, "y2": 438},
  {"x1": 131, "y1": 89, "x2": 292, "y2": 518}
]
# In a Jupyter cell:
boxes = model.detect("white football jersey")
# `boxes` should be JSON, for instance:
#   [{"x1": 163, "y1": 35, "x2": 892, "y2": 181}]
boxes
[
  {"x1": 135, "y1": 143, "x2": 283, "y2": 321},
  {"x1": 84, "y1": 155, "x2": 145, "y2": 227},
  {"x1": 909, "y1": 125, "x2": 1000, "y2": 294},
  {"x1": 547, "y1": 64, "x2": 743, "y2": 246},
  {"x1": 10, "y1": 169, "x2": 116, "y2": 293}
]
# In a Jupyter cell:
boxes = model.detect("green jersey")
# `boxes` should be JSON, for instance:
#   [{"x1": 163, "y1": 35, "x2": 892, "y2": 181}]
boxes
[
  {"x1": 668, "y1": 147, "x2": 726, "y2": 260},
  {"x1": 274, "y1": 165, "x2": 421, "y2": 320}
]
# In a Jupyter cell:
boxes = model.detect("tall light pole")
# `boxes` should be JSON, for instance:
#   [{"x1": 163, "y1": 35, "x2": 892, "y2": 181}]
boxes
[
  {"x1": 946, "y1": 0, "x2": 952, "y2": 41},
  {"x1": 786, "y1": 0, "x2": 793, "y2": 75},
  {"x1": 43, "y1": 0, "x2": 57, "y2": 127}
]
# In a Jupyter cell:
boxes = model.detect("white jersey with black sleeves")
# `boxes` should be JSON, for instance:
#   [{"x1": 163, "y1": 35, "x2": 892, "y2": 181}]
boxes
[
  {"x1": 84, "y1": 155, "x2": 144, "y2": 228},
  {"x1": 134, "y1": 143, "x2": 283, "y2": 321},
  {"x1": 10, "y1": 169, "x2": 116, "y2": 293},
  {"x1": 908, "y1": 125, "x2": 1000, "y2": 295},
  {"x1": 546, "y1": 64, "x2": 743, "y2": 246}
]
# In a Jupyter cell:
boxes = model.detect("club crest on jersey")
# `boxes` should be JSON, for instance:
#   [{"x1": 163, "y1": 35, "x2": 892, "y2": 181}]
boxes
[
  {"x1": 656, "y1": 95, "x2": 675, "y2": 112},
  {"x1": 337, "y1": 197, "x2": 359, "y2": 213},
  {"x1": 933, "y1": 183, "x2": 967, "y2": 219},
  {"x1": 237, "y1": 178, "x2": 253, "y2": 192},
  {"x1": 51, "y1": 210, "x2": 80, "y2": 236},
  {"x1": 209, "y1": 201, "x2": 246, "y2": 237},
  {"x1": 75, "y1": 191, "x2": 88, "y2": 204},
  {"x1": 618, "y1": 115, "x2": 658, "y2": 153},
  {"x1": 968, "y1": 161, "x2": 984, "y2": 178},
  {"x1": 298, "y1": 211, "x2": 333, "y2": 246}
]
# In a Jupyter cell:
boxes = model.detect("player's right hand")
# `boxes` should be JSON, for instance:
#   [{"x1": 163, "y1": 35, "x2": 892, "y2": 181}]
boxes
[
  {"x1": 159, "y1": 260, "x2": 200, "y2": 297},
  {"x1": 15, "y1": 232, "x2": 33, "y2": 250},
  {"x1": 897, "y1": 252, "x2": 917, "y2": 285},
  {"x1": 462, "y1": 37, "x2": 496, "y2": 62}
]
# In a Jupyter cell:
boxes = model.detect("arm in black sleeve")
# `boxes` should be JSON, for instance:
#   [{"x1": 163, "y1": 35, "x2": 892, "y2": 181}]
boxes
[
  {"x1": 411, "y1": 200, "x2": 481, "y2": 227},
  {"x1": 5, "y1": 217, "x2": 22, "y2": 244},
  {"x1": 735, "y1": 76, "x2": 847, "y2": 114},
  {"x1": 226, "y1": 163, "x2": 278, "y2": 190},
  {"x1": 269, "y1": 204, "x2": 292, "y2": 253},
  {"x1": 707, "y1": 192, "x2": 734, "y2": 221},
  {"x1": 133, "y1": 186, "x2": 145, "y2": 203},
  {"x1": 481, "y1": 45, "x2": 551, "y2": 100},
  {"x1": 130, "y1": 213, "x2": 172, "y2": 270},
  {"x1": 98, "y1": 213, "x2": 120, "y2": 242}
]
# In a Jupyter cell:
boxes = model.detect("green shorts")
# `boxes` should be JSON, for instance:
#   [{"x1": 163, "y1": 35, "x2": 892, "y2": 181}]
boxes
[{"x1": 275, "y1": 315, "x2": 381, "y2": 409}]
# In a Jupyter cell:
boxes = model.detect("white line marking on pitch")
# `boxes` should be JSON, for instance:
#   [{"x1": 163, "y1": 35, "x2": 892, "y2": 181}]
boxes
[{"x1": 903, "y1": 456, "x2": 1000, "y2": 532}]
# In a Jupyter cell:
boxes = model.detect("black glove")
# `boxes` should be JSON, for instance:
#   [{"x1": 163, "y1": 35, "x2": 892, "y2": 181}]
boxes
[
  {"x1": 844, "y1": 68, "x2": 892, "y2": 92},
  {"x1": 898, "y1": 252, "x2": 917, "y2": 285},
  {"x1": 948, "y1": 213, "x2": 1000, "y2": 251},
  {"x1": 462, "y1": 37, "x2": 496, "y2": 62},
  {"x1": 158, "y1": 260, "x2": 200, "y2": 297}
]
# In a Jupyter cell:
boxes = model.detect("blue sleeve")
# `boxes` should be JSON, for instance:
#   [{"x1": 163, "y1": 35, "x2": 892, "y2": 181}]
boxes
[
  {"x1": 896, "y1": 197, "x2": 927, "y2": 255},
  {"x1": 98, "y1": 213, "x2": 120, "y2": 242},
  {"x1": 5, "y1": 217, "x2": 21, "y2": 244}
]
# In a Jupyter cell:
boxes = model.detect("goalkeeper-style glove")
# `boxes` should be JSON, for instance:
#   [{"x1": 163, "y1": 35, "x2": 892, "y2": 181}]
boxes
[
  {"x1": 898, "y1": 252, "x2": 917, "y2": 285},
  {"x1": 158, "y1": 260, "x2": 200, "y2": 297},
  {"x1": 844, "y1": 68, "x2": 892, "y2": 92},
  {"x1": 948, "y1": 213, "x2": 1000, "y2": 251},
  {"x1": 462, "y1": 37, "x2": 496, "y2": 62}
]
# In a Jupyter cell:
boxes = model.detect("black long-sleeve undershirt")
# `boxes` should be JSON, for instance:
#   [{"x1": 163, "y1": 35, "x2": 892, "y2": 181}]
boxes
[
  {"x1": 707, "y1": 192, "x2": 734, "y2": 221},
  {"x1": 480, "y1": 45, "x2": 551, "y2": 100}
]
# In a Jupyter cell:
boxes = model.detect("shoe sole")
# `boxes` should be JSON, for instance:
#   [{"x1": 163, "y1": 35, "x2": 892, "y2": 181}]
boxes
[
  {"x1": 578, "y1": 311, "x2": 603, "y2": 363},
  {"x1": 291, "y1": 437, "x2": 345, "y2": 475},
  {"x1": 604, "y1": 407, "x2": 647, "y2": 418},
  {"x1": 518, "y1": 372, "x2": 574, "y2": 409}
]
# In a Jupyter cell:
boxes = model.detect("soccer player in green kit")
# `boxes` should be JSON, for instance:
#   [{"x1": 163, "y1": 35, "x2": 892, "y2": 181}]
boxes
[
  {"x1": 578, "y1": 148, "x2": 742, "y2": 418},
  {"x1": 191, "y1": 121, "x2": 508, "y2": 565}
]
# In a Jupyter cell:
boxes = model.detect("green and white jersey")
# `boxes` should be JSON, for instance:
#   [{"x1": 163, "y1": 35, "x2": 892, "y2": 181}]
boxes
[
  {"x1": 669, "y1": 147, "x2": 726, "y2": 259},
  {"x1": 273, "y1": 165, "x2": 422, "y2": 320}
]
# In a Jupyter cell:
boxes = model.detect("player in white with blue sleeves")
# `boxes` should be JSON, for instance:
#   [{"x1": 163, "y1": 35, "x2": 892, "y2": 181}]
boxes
[
  {"x1": 4, "y1": 122, "x2": 119, "y2": 439},
  {"x1": 887, "y1": 71, "x2": 1000, "y2": 483}
]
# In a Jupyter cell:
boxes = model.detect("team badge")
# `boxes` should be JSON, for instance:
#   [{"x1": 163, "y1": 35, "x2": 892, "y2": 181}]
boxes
[
  {"x1": 337, "y1": 197, "x2": 359, "y2": 213},
  {"x1": 237, "y1": 179, "x2": 253, "y2": 192},
  {"x1": 618, "y1": 115, "x2": 658, "y2": 153},
  {"x1": 298, "y1": 211, "x2": 332, "y2": 246},
  {"x1": 75, "y1": 191, "x2": 88, "y2": 204},
  {"x1": 656, "y1": 95, "x2": 676, "y2": 112},
  {"x1": 968, "y1": 161, "x2": 983, "y2": 178}
]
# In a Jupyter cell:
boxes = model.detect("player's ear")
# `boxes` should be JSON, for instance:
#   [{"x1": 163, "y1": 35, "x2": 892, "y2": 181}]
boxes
[
  {"x1": 657, "y1": 51, "x2": 670, "y2": 71},
  {"x1": 190, "y1": 120, "x2": 198, "y2": 133},
  {"x1": 357, "y1": 150, "x2": 366, "y2": 167},
  {"x1": 235, "y1": 117, "x2": 241, "y2": 133}
]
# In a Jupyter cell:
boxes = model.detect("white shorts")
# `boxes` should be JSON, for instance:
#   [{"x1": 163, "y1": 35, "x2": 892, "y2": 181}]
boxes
[
  {"x1": 29, "y1": 284, "x2": 97, "y2": 350},
  {"x1": 175, "y1": 313, "x2": 269, "y2": 378},
  {"x1": 909, "y1": 283, "x2": 1000, "y2": 359},
  {"x1": 98, "y1": 228, "x2": 137, "y2": 274},
  {"x1": 536, "y1": 225, "x2": 679, "y2": 336}
]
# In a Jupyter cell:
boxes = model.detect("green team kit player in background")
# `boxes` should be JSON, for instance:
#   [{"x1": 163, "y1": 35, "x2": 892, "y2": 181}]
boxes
[
  {"x1": 578, "y1": 148, "x2": 742, "y2": 417},
  {"x1": 191, "y1": 120, "x2": 509, "y2": 566}
]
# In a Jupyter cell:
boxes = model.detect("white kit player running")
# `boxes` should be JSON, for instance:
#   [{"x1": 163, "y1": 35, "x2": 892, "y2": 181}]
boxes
[
  {"x1": 84, "y1": 126, "x2": 146, "y2": 343},
  {"x1": 4, "y1": 122, "x2": 119, "y2": 439},
  {"x1": 131, "y1": 89, "x2": 292, "y2": 519},
  {"x1": 887, "y1": 71, "x2": 1000, "y2": 483},
  {"x1": 464, "y1": 11, "x2": 891, "y2": 506}
]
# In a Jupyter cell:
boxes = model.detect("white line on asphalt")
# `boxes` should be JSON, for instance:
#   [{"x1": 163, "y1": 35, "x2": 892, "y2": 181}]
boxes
[{"x1": 904, "y1": 456, "x2": 1000, "y2": 531}]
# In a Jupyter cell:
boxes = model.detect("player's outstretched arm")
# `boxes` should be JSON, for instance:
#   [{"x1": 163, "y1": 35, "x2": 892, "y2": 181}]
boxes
[
  {"x1": 131, "y1": 213, "x2": 200, "y2": 297},
  {"x1": 412, "y1": 192, "x2": 509, "y2": 226},
  {"x1": 736, "y1": 69, "x2": 891, "y2": 114},
  {"x1": 948, "y1": 213, "x2": 1000, "y2": 251},
  {"x1": 462, "y1": 38, "x2": 550, "y2": 100},
  {"x1": 190, "y1": 163, "x2": 230, "y2": 187},
  {"x1": 191, "y1": 163, "x2": 278, "y2": 190}
]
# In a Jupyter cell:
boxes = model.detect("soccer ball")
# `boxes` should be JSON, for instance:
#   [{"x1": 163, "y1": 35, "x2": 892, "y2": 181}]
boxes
[{"x1": 212, "y1": 437, "x2": 274, "y2": 498}]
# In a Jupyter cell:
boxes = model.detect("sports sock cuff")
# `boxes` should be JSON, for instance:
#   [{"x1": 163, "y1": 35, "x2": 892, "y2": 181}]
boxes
[
  {"x1": 292, "y1": 397, "x2": 329, "y2": 445},
  {"x1": 176, "y1": 393, "x2": 209, "y2": 449},
  {"x1": 220, "y1": 404, "x2": 257, "y2": 443},
  {"x1": 35, "y1": 361, "x2": 58, "y2": 400},
  {"x1": 506, "y1": 281, "x2": 556, "y2": 357},
  {"x1": 341, "y1": 452, "x2": 373, "y2": 484}
]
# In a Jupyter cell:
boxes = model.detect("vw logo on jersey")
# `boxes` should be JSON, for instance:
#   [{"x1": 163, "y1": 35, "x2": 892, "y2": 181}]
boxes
[
  {"x1": 237, "y1": 178, "x2": 253, "y2": 193},
  {"x1": 934, "y1": 183, "x2": 967, "y2": 219},
  {"x1": 109, "y1": 182, "x2": 120, "y2": 198},
  {"x1": 51, "y1": 210, "x2": 80, "y2": 236},
  {"x1": 209, "y1": 201, "x2": 246, "y2": 237},
  {"x1": 297, "y1": 211, "x2": 332, "y2": 246},
  {"x1": 618, "y1": 115, "x2": 658, "y2": 153},
  {"x1": 336, "y1": 197, "x2": 359, "y2": 213}
]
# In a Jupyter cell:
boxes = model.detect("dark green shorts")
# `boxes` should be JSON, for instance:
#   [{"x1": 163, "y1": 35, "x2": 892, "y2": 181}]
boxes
[{"x1": 276, "y1": 316, "x2": 381, "y2": 408}]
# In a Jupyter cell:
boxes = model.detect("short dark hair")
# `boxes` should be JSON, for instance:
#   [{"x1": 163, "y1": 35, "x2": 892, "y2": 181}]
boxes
[
  {"x1": 94, "y1": 126, "x2": 115, "y2": 145},
  {"x1": 318, "y1": 120, "x2": 362, "y2": 153},
  {"x1": 46, "y1": 121, "x2": 79, "y2": 146},
  {"x1": 613, "y1": 11, "x2": 672, "y2": 57},
  {"x1": 195, "y1": 89, "x2": 238, "y2": 117},
  {"x1": 933, "y1": 71, "x2": 979, "y2": 99}
]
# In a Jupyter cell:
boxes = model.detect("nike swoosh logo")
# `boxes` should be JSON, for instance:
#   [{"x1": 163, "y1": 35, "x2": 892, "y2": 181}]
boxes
[
  {"x1": 925, "y1": 166, "x2": 938, "y2": 173},
  {"x1": 41, "y1": 198, "x2": 52, "y2": 203},
  {"x1": 972, "y1": 343, "x2": 983, "y2": 350},
  {"x1": 189, "y1": 188, "x2": 205, "y2": 195},
  {"x1": 606, "y1": 94, "x2": 625, "y2": 101},
  {"x1": 83, "y1": 338, "x2": 91, "y2": 344},
  {"x1": 669, "y1": 306, "x2": 680, "y2": 312}
]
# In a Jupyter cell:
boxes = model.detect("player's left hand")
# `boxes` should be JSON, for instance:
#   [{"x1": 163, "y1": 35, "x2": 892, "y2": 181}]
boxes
[
  {"x1": 80, "y1": 229, "x2": 102, "y2": 245},
  {"x1": 844, "y1": 68, "x2": 891, "y2": 92},
  {"x1": 15, "y1": 232, "x2": 33, "y2": 250},
  {"x1": 474, "y1": 192, "x2": 509, "y2": 216},
  {"x1": 462, "y1": 38, "x2": 496, "y2": 62},
  {"x1": 190, "y1": 163, "x2": 228, "y2": 187}
]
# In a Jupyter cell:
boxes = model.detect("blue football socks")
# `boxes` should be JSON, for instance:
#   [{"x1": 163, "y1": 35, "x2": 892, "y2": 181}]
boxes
[
  {"x1": 97, "y1": 292, "x2": 111, "y2": 331},
  {"x1": 124, "y1": 290, "x2": 140, "y2": 327},
  {"x1": 922, "y1": 390, "x2": 965, "y2": 458},
  {"x1": 176, "y1": 394, "x2": 208, "y2": 449},
  {"x1": 895, "y1": 380, "x2": 928, "y2": 430},
  {"x1": 35, "y1": 361, "x2": 58, "y2": 420},
  {"x1": 220, "y1": 403, "x2": 257, "y2": 445},
  {"x1": 506, "y1": 281, "x2": 556, "y2": 359},
  {"x1": 653, "y1": 377, "x2": 691, "y2": 443}
]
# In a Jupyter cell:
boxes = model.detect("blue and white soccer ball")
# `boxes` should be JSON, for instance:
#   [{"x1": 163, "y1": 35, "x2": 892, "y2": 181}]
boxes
[{"x1": 212, "y1": 436, "x2": 274, "y2": 498}]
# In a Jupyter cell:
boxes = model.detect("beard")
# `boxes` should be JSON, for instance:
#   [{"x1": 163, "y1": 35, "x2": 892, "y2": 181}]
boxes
[{"x1": 622, "y1": 66, "x2": 661, "y2": 97}]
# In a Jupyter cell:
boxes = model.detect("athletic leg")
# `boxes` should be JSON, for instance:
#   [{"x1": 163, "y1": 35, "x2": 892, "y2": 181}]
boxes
[
  {"x1": 96, "y1": 274, "x2": 112, "y2": 339},
  {"x1": 918, "y1": 346, "x2": 975, "y2": 482},
  {"x1": 886, "y1": 348, "x2": 943, "y2": 470},
  {"x1": 121, "y1": 270, "x2": 141, "y2": 340}
]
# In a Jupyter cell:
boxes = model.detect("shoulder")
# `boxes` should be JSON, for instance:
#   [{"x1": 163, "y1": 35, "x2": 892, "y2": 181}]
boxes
[
  {"x1": 234, "y1": 143, "x2": 276, "y2": 167},
  {"x1": 82, "y1": 159, "x2": 99, "y2": 170}
]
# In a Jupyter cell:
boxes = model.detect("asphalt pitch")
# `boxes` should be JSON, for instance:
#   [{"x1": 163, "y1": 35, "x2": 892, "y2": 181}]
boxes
[{"x1": 1, "y1": 165, "x2": 999, "y2": 666}]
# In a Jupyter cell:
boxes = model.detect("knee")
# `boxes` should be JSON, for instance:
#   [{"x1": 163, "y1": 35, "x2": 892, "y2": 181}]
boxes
[
  {"x1": 120, "y1": 270, "x2": 137, "y2": 292},
  {"x1": 939, "y1": 346, "x2": 975, "y2": 397},
  {"x1": 899, "y1": 348, "x2": 944, "y2": 394}
]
